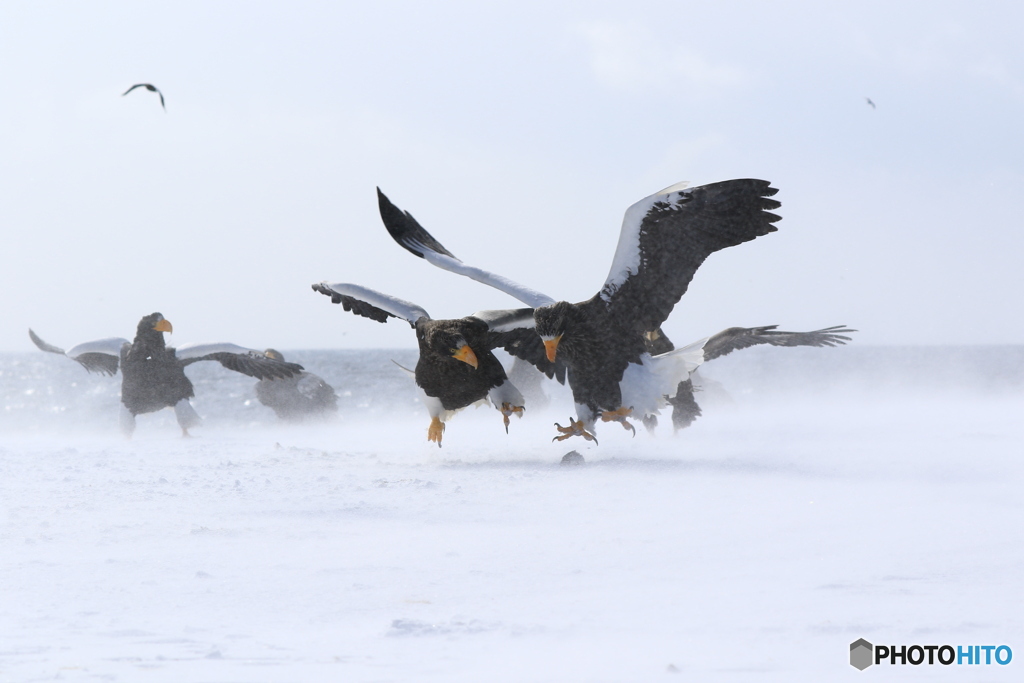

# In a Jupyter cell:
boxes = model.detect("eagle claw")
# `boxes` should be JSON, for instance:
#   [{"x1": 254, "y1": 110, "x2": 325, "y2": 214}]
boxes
[
  {"x1": 427, "y1": 417, "x2": 445, "y2": 448},
  {"x1": 552, "y1": 418, "x2": 598, "y2": 444},
  {"x1": 600, "y1": 407, "x2": 636, "y2": 437},
  {"x1": 500, "y1": 402, "x2": 525, "y2": 433}
]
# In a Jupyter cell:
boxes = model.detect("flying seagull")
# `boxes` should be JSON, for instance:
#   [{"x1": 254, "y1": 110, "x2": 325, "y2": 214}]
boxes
[
  {"x1": 376, "y1": 182, "x2": 780, "y2": 442},
  {"x1": 255, "y1": 349, "x2": 339, "y2": 422},
  {"x1": 312, "y1": 282, "x2": 565, "y2": 446},
  {"x1": 29, "y1": 313, "x2": 302, "y2": 436},
  {"x1": 122, "y1": 83, "x2": 166, "y2": 111},
  {"x1": 865, "y1": 97, "x2": 876, "y2": 109}
]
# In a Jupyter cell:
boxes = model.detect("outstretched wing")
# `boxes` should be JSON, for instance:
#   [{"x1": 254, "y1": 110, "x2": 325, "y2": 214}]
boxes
[
  {"x1": 601, "y1": 179, "x2": 781, "y2": 333},
  {"x1": 703, "y1": 325, "x2": 856, "y2": 362},
  {"x1": 312, "y1": 282, "x2": 430, "y2": 326},
  {"x1": 29, "y1": 329, "x2": 126, "y2": 376},
  {"x1": 377, "y1": 188, "x2": 556, "y2": 309},
  {"x1": 28, "y1": 329, "x2": 66, "y2": 355},
  {"x1": 471, "y1": 308, "x2": 567, "y2": 383},
  {"x1": 175, "y1": 343, "x2": 304, "y2": 379},
  {"x1": 122, "y1": 83, "x2": 147, "y2": 96}
]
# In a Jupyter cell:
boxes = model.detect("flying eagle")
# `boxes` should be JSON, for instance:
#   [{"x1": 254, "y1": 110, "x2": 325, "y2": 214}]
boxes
[{"x1": 376, "y1": 182, "x2": 780, "y2": 442}]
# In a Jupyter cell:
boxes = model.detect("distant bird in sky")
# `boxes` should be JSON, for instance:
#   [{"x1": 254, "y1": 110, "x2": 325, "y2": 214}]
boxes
[
  {"x1": 122, "y1": 83, "x2": 166, "y2": 111},
  {"x1": 865, "y1": 97, "x2": 876, "y2": 109}
]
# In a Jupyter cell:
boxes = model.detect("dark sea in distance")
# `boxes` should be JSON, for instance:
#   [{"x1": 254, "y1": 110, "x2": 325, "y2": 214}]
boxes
[{"x1": 2, "y1": 346, "x2": 1022, "y2": 435}]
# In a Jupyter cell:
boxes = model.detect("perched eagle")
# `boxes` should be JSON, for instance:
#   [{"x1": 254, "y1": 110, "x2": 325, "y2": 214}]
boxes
[
  {"x1": 29, "y1": 313, "x2": 302, "y2": 436},
  {"x1": 255, "y1": 349, "x2": 339, "y2": 422}
]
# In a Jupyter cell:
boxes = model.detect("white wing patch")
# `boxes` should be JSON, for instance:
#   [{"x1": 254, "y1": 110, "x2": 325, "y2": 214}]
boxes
[
  {"x1": 601, "y1": 182, "x2": 695, "y2": 302},
  {"x1": 619, "y1": 337, "x2": 708, "y2": 417},
  {"x1": 655, "y1": 180, "x2": 691, "y2": 194},
  {"x1": 318, "y1": 282, "x2": 430, "y2": 324},
  {"x1": 173, "y1": 342, "x2": 262, "y2": 359},
  {"x1": 422, "y1": 251, "x2": 556, "y2": 308},
  {"x1": 66, "y1": 337, "x2": 130, "y2": 359},
  {"x1": 470, "y1": 308, "x2": 537, "y2": 332}
]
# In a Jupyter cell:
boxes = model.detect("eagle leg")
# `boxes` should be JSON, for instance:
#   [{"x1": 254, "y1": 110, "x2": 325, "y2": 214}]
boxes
[
  {"x1": 499, "y1": 402, "x2": 525, "y2": 433},
  {"x1": 427, "y1": 417, "x2": 445, "y2": 448},
  {"x1": 600, "y1": 406, "x2": 636, "y2": 436},
  {"x1": 552, "y1": 418, "x2": 598, "y2": 445}
]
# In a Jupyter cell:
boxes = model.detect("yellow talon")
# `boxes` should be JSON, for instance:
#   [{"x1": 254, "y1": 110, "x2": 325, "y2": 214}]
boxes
[
  {"x1": 552, "y1": 417, "x2": 598, "y2": 444},
  {"x1": 500, "y1": 402, "x2": 525, "y2": 433},
  {"x1": 600, "y1": 407, "x2": 636, "y2": 436},
  {"x1": 427, "y1": 417, "x2": 445, "y2": 447}
]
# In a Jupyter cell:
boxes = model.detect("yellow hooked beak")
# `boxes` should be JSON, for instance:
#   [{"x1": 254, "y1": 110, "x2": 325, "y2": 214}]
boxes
[
  {"x1": 452, "y1": 344, "x2": 479, "y2": 369},
  {"x1": 153, "y1": 319, "x2": 173, "y2": 333},
  {"x1": 543, "y1": 335, "x2": 561, "y2": 363}
]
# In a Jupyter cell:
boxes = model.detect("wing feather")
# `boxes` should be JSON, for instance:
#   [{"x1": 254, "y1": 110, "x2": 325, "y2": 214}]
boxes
[
  {"x1": 471, "y1": 309, "x2": 567, "y2": 383},
  {"x1": 703, "y1": 325, "x2": 856, "y2": 361},
  {"x1": 29, "y1": 331, "x2": 128, "y2": 376},
  {"x1": 377, "y1": 188, "x2": 556, "y2": 308},
  {"x1": 602, "y1": 179, "x2": 781, "y2": 332},
  {"x1": 29, "y1": 329, "x2": 66, "y2": 355},
  {"x1": 312, "y1": 282, "x2": 430, "y2": 326},
  {"x1": 175, "y1": 342, "x2": 304, "y2": 379}
]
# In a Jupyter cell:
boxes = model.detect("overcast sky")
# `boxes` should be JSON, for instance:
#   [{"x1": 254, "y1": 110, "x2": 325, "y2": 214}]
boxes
[{"x1": 2, "y1": 1, "x2": 1022, "y2": 352}]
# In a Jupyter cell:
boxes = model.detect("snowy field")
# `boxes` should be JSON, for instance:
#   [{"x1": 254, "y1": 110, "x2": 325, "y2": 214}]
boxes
[{"x1": 2, "y1": 347, "x2": 1022, "y2": 682}]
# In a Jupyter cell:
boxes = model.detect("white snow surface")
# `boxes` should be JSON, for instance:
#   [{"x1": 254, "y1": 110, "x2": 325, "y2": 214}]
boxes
[{"x1": 2, "y1": 347, "x2": 1022, "y2": 682}]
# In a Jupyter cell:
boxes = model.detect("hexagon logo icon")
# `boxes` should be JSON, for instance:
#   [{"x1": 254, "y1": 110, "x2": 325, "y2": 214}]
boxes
[{"x1": 850, "y1": 638, "x2": 873, "y2": 670}]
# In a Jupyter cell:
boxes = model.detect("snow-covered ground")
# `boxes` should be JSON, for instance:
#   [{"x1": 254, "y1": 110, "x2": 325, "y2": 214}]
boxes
[{"x1": 1, "y1": 347, "x2": 1022, "y2": 681}]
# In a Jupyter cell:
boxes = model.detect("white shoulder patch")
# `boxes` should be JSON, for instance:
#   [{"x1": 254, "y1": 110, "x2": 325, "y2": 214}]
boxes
[
  {"x1": 173, "y1": 342, "x2": 258, "y2": 359},
  {"x1": 318, "y1": 282, "x2": 430, "y2": 324},
  {"x1": 66, "y1": 337, "x2": 130, "y2": 359},
  {"x1": 424, "y1": 251, "x2": 556, "y2": 308},
  {"x1": 601, "y1": 182, "x2": 695, "y2": 301},
  {"x1": 470, "y1": 308, "x2": 537, "y2": 332}
]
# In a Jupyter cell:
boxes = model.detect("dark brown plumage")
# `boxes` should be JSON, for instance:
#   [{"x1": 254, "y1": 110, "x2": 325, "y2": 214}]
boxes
[
  {"x1": 312, "y1": 282, "x2": 550, "y2": 445},
  {"x1": 29, "y1": 313, "x2": 303, "y2": 436},
  {"x1": 378, "y1": 181, "x2": 781, "y2": 442},
  {"x1": 255, "y1": 350, "x2": 338, "y2": 421}
]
